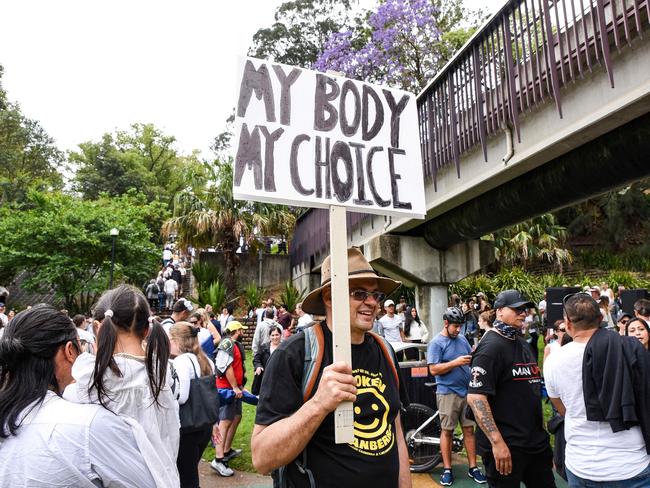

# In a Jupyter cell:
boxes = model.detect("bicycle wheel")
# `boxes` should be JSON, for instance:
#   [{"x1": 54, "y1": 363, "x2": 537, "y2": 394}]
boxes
[{"x1": 401, "y1": 403, "x2": 442, "y2": 473}]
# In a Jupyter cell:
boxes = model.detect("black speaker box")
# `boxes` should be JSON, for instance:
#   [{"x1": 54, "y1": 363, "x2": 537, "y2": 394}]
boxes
[
  {"x1": 546, "y1": 287, "x2": 582, "y2": 327},
  {"x1": 620, "y1": 289, "x2": 649, "y2": 315}
]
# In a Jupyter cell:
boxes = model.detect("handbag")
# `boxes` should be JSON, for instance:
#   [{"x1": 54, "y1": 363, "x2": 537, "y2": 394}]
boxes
[{"x1": 179, "y1": 356, "x2": 219, "y2": 434}]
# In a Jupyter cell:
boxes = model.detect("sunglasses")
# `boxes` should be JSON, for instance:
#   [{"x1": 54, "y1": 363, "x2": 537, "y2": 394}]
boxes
[
  {"x1": 558, "y1": 328, "x2": 566, "y2": 332},
  {"x1": 189, "y1": 320, "x2": 199, "y2": 324},
  {"x1": 562, "y1": 292, "x2": 592, "y2": 323},
  {"x1": 620, "y1": 319, "x2": 630, "y2": 325},
  {"x1": 509, "y1": 306, "x2": 528, "y2": 313},
  {"x1": 349, "y1": 290, "x2": 386, "y2": 303}
]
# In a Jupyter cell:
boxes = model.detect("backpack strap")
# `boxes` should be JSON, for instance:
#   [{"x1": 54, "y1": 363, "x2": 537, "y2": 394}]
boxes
[
  {"x1": 302, "y1": 322, "x2": 324, "y2": 403},
  {"x1": 302, "y1": 323, "x2": 398, "y2": 401},
  {"x1": 367, "y1": 331, "x2": 399, "y2": 388}
]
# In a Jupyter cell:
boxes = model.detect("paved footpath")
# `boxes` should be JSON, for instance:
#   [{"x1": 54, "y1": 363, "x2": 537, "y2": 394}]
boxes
[
  {"x1": 198, "y1": 458, "x2": 568, "y2": 487},
  {"x1": 198, "y1": 460, "x2": 453, "y2": 488}
]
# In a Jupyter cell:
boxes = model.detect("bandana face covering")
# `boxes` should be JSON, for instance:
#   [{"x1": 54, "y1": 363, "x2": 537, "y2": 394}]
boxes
[{"x1": 493, "y1": 320, "x2": 519, "y2": 340}]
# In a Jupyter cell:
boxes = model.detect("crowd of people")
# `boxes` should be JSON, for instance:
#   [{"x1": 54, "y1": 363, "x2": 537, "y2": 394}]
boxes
[{"x1": 1, "y1": 246, "x2": 649, "y2": 488}]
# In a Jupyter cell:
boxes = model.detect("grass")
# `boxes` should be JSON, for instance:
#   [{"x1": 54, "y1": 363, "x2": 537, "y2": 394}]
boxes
[{"x1": 202, "y1": 353, "x2": 258, "y2": 473}]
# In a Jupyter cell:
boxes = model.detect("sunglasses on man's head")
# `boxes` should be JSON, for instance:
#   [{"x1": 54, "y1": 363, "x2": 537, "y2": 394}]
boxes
[
  {"x1": 562, "y1": 292, "x2": 593, "y2": 322},
  {"x1": 349, "y1": 290, "x2": 386, "y2": 303},
  {"x1": 562, "y1": 292, "x2": 591, "y2": 308}
]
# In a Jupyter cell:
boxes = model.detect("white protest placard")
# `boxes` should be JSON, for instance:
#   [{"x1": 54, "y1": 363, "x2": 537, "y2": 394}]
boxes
[
  {"x1": 232, "y1": 57, "x2": 426, "y2": 219},
  {"x1": 232, "y1": 57, "x2": 426, "y2": 444}
]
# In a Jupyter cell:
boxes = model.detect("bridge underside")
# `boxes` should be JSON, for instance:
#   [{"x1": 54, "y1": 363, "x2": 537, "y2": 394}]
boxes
[{"x1": 408, "y1": 111, "x2": 650, "y2": 249}]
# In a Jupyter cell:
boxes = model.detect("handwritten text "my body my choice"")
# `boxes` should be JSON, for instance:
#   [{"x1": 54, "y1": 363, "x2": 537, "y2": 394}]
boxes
[{"x1": 234, "y1": 60, "x2": 415, "y2": 210}]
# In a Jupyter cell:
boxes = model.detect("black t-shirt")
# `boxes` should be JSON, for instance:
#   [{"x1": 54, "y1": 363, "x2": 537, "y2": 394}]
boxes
[
  {"x1": 468, "y1": 330, "x2": 549, "y2": 454},
  {"x1": 255, "y1": 323, "x2": 408, "y2": 488}
]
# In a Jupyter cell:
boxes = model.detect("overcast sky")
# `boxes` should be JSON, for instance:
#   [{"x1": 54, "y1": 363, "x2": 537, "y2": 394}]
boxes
[{"x1": 0, "y1": 0, "x2": 503, "y2": 158}]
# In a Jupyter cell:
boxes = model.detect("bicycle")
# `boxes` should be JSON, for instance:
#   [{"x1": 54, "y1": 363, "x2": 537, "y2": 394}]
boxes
[{"x1": 401, "y1": 383, "x2": 464, "y2": 473}]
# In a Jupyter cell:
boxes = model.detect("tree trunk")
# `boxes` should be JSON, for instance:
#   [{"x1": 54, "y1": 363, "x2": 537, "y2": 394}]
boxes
[{"x1": 222, "y1": 233, "x2": 240, "y2": 295}]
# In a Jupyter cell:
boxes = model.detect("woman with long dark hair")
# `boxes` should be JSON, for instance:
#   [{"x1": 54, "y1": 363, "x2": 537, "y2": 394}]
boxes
[
  {"x1": 0, "y1": 305, "x2": 163, "y2": 487},
  {"x1": 626, "y1": 317, "x2": 650, "y2": 351},
  {"x1": 170, "y1": 322, "x2": 216, "y2": 488},
  {"x1": 404, "y1": 307, "x2": 428, "y2": 360},
  {"x1": 404, "y1": 306, "x2": 428, "y2": 344},
  {"x1": 63, "y1": 284, "x2": 180, "y2": 476},
  {"x1": 251, "y1": 325, "x2": 282, "y2": 395}
]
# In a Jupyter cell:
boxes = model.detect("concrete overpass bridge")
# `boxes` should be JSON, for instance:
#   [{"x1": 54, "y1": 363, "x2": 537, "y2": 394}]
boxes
[{"x1": 291, "y1": 0, "x2": 650, "y2": 328}]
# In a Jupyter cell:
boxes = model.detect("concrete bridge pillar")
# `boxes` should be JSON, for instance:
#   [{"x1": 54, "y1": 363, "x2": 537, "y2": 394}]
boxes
[
  {"x1": 415, "y1": 284, "x2": 449, "y2": 337},
  {"x1": 363, "y1": 235, "x2": 494, "y2": 337}
]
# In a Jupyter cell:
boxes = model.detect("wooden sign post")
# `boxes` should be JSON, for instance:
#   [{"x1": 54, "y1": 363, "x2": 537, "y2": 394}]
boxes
[
  {"x1": 232, "y1": 57, "x2": 426, "y2": 443},
  {"x1": 329, "y1": 204, "x2": 354, "y2": 443}
]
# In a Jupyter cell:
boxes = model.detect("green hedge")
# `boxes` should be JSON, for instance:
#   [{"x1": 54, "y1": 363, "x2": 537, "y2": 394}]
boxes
[{"x1": 450, "y1": 268, "x2": 650, "y2": 303}]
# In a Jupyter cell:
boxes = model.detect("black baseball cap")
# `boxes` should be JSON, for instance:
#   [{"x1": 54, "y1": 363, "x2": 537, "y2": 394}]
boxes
[{"x1": 493, "y1": 290, "x2": 534, "y2": 309}]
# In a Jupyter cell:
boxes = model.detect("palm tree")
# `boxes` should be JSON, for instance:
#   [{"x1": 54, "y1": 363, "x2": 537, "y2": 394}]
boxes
[{"x1": 162, "y1": 158, "x2": 296, "y2": 294}]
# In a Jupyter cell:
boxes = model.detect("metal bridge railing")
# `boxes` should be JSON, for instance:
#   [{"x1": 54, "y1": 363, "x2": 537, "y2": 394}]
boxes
[{"x1": 417, "y1": 0, "x2": 649, "y2": 188}]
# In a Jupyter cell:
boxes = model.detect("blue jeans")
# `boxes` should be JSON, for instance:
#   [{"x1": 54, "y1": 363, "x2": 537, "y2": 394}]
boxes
[{"x1": 566, "y1": 463, "x2": 650, "y2": 487}]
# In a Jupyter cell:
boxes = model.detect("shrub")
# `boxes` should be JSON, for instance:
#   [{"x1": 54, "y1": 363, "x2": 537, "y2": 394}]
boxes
[
  {"x1": 279, "y1": 281, "x2": 306, "y2": 313},
  {"x1": 192, "y1": 261, "x2": 221, "y2": 290},
  {"x1": 242, "y1": 283, "x2": 265, "y2": 314}
]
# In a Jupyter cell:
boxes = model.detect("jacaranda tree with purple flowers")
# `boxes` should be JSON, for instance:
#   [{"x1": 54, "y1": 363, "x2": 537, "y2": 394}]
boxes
[{"x1": 314, "y1": 0, "x2": 485, "y2": 93}]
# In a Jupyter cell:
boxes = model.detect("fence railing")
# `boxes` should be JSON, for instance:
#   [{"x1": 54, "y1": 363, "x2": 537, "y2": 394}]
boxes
[{"x1": 418, "y1": 0, "x2": 649, "y2": 188}]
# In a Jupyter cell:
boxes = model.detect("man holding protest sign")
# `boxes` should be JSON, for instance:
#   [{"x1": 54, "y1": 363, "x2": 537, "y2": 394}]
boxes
[
  {"x1": 251, "y1": 247, "x2": 411, "y2": 487},
  {"x1": 234, "y1": 57, "x2": 424, "y2": 487}
]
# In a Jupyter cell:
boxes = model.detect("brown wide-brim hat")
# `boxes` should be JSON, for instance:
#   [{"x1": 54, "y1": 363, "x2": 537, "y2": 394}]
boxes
[{"x1": 301, "y1": 247, "x2": 401, "y2": 315}]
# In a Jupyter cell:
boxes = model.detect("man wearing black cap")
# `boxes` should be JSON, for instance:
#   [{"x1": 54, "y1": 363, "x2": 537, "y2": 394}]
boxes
[
  {"x1": 617, "y1": 312, "x2": 632, "y2": 336},
  {"x1": 252, "y1": 248, "x2": 411, "y2": 487},
  {"x1": 467, "y1": 289, "x2": 555, "y2": 488}
]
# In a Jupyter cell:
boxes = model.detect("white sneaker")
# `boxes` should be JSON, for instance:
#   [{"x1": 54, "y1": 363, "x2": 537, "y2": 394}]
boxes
[{"x1": 210, "y1": 459, "x2": 234, "y2": 477}]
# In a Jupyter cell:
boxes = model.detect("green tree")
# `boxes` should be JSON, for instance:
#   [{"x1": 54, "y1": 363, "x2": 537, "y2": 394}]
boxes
[
  {"x1": 163, "y1": 159, "x2": 296, "y2": 294},
  {"x1": 0, "y1": 190, "x2": 161, "y2": 313},
  {"x1": 71, "y1": 123, "x2": 203, "y2": 208},
  {"x1": 0, "y1": 64, "x2": 65, "y2": 204},
  {"x1": 561, "y1": 180, "x2": 650, "y2": 251},
  {"x1": 248, "y1": 0, "x2": 361, "y2": 68},
  {"x1": 483, "y1": 213, "x2": 572, "y2": 271}
]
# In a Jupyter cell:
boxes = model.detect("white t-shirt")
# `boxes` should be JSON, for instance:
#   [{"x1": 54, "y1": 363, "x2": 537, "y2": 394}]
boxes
[
  {"x1": 63, "y1": 353, "x2": 180, "y2": 478},
  {"x1": 163, "y1": 249, "x2": 172, "y2": 260},
  {"x1": 296, "y1": 313, "x2": 314, "y2": 330},
  {"x1": 544, "y1": 342, "x2": 650, "y2": 481},
  {"x1": 378, "y1": 314, "x2": 403, "y2": 343},
  {"x1": 0, "y1": 392, "x2": 163, "y2": 488},
  {"x1": 405, "y1": 320, "x2": 424, "y2": 341},
  {"x1": 256, "y1": 307, "x2": 266, "y2": 325},
  {"x1": 164, "y1": 279, "x2": 178, "y2": 294}
]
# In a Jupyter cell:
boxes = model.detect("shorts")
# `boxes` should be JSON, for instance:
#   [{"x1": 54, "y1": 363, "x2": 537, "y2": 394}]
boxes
[
  {"x1": 436, "y1": 392, "x2": 475, "y2": 431},
  {"x1": 219, "y1": 396, "x2": 242, "y2": 421}
]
